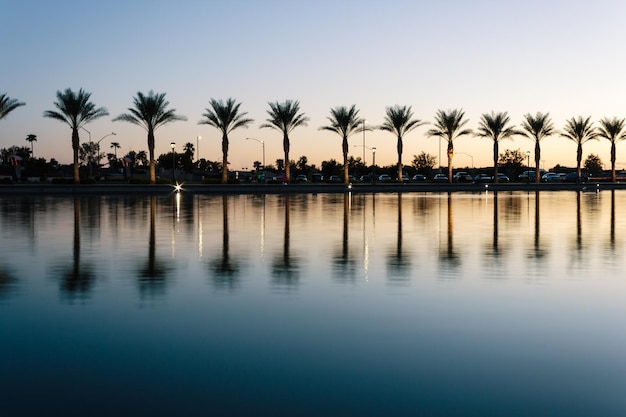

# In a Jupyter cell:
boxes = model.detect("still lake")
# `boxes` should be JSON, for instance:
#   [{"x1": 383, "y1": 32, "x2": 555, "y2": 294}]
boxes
[{"x1": 1, "y1": 190, "x2": 625, "y2": 416}]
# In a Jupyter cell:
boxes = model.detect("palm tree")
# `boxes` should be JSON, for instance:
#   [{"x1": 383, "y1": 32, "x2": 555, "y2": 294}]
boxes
[
  {"x1": 0, "y1": 93, "x2": 25, "y2": 120},
  {"x1": 199, "y1": 98, "x2": 253, "y2": 184},
  {"x1": 110, "y1": 141, "x2": 120, "y2": 159},
  {"x1": 260, "y1": 100, "x2": 308, "y2": 182},
  {"x1": 319, "y1": 105, "x2": 364, "y2": 184},
  {"x1": 113, "y1": 91, "x2": 186, "y2": 184},
  {"x1": 597, "y1": 117, "x2": 626, "y2": 182},
  {"x1": 561, "y1": 116, "x2": 597, "y2": 177},
  {"x1": 520, "y1": 112, "x2": 554, "y2": 183},
  {"x1": 43, "y1": 88, "x2": 108, "y2": 184},
  {"x1": 183, "y1": 142, "x2": 195, "y2": 158},
  {"x1": 475, "y1": 111, "x2": 519, "y2": 182},
  {"x1": 426, "y1": 109, "x2": 472, "y2": 182},
  {"x1": 25, "y1": 134, "x2": 37, "y2": 158},
  {"x1": 380, "y1": 105, "x2": 426, "y2": 182}
]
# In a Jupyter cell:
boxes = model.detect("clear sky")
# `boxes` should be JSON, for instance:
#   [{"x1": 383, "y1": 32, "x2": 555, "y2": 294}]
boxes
[{"x1": 3, "y1": 0, "x2": 626, "y2": 170}]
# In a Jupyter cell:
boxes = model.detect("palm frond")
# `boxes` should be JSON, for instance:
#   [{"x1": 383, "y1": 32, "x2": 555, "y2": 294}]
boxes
[{"x1": 0, "y1": 93, "x2": 26, "y2": 120}]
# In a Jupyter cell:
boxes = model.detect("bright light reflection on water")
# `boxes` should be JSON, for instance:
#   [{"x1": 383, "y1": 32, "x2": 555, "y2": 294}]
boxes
[{"x1": 1, "y1": 191, "x2": 626, "y2": 416}]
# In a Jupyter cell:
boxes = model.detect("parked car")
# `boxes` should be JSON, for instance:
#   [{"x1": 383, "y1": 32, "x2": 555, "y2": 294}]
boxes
[
  {"x1": 453, "y1": 172, "x2": 472, "y2": 182},
  {"x1": 473, "y1": 173, "x2": 491, "y2": 183},
  {"x1": 518, "y1": 169, "x2": 547, "y2": 181},
  {"x1": 328, "y1": 175, "x2": 341, "y2": 183},
  {"x1": 433, "y1": 173, "x2": 449, "y2": 183},
  {"x1": 397, "y1": 174, "x2": 409, "y2": 183},
  {"x1": 378, "y1": 174, "x2": 392, "y2": 182},
  {"x1": 541, "y1": 172, "x2": 561, "y2": 182},
  {"x1": 360, "y1": 174, "x2": 374, "y2": 182},
  {"x1": 493, "y1": 173, "x2": 509, "y2": 182},
  {"x1": 295, "y1": 174, "x2": 308, "y2": 182},
  {"x1": 564, "y1": 172, "x2": 589, "y2": 183},
  {"x1": 411, "y1": 174, "x2": 426, "y2": 182}
]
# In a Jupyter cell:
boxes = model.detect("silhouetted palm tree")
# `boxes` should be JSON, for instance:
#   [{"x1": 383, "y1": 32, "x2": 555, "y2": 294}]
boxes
[
  {"x1": 261, "y1": 100, "x2": 308, "y2": 183},
  {"x1": 380, "y1": 105, "x2": 426, "y2": 182},
  {"x1": 426, "y1": 109, "x2": 472, "y2": 182},
  {"x1": 561, "y1": 116, "x2": 597, "y2": 177},
  {"x1": 597, "y1": 117, "x2": 626, "y2": 181},
  {"x1": 475, "y1": 111, "x2": 518, "y2": 182},
  {"x1": 0, "y1": 93, "x2": 25, "y2": 120},
  {"x1": 199, "y1": 98, "x2": 253, "y2": 184},
  {"x1": 319, "y1": 105, "x2": 364, "y2": 184},
  {"x1": 183, "y1": 142, "x2": 195, "y2": 159},
  {"x1": 113, "y1": 91, "x2": 186, "y2": 184},
  {"x1": 520, "y1": 112, "x2": 554, "y2": 183},
  {"x1": 43, "y1": 88, "x2": 108, "y2": 184},
  {"x1": 25, "y1": 134, "x2": 37, "y2": 158},
  {"x1": 110, "y1": 141, "x2": 120, "y2": 159}
]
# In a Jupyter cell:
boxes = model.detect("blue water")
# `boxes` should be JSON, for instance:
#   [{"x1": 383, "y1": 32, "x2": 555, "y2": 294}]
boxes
[{"x1": 1, "y1": 191, "x2": 625, "y2": 416}]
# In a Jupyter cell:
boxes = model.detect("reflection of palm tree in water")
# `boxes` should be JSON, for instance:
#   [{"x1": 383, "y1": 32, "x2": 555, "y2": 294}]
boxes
[
  {"x1": 272, "y1": 195, "x2": 299, "y2": 288},
  {"x1": 387, "y1": 194, "x2": 410, "y2": 280},
  {"x1": 610, "y1": 190, "x2": 616, "y2": 250},
  {"x1": 138, "y1": 196, "x2": 170, "y2": 297},
  {"x1": 333, "y1": 193, "x2": 356, "y2": 281},
  {"x1": 439, "y1": 192, "x2": 460, "y2": 268},
  {"x1": 211, "y1": 196, "x2": 240, "y2": 290},
  {"x1": 529, "y1": 191, "x2": 547, "y2": 259},
  {"x1": 0, "y1": 265, "x2": 17, "y2": 299},
  {"x1": 60, "y1": 197, "x2": 94, "y2": 298}
]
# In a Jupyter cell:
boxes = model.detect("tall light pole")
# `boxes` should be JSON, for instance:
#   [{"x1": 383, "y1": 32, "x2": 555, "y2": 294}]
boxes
[
  {"x1": 80, "y1": 127, "x2": 93, "y2": 176},
  {"x1": 372, "y1": 147, "x2": 376, "y2": 184},
  {"x1": 246, "y1": 138, "x2": 265, "y2": 169},
  {"x1": 438, "y1": 135, "x2": 442, "y2": 173},
  {"x1": 526, "y1": 150, "x2": 531, "y2": 183},
  {"x1": 196, "y1": 135, "x2": 201, "y2": 162},
  {"x1": 171, "y1": 142, "x2": 176, "y2": 183},
  {"x1": 362, "y1": 119, "x2": 367, "y2": 164},
  {"x1": 455, "y1": 151, "x2": 473, "y2": 168},
  {"x1": 94, "y1": 132, "x2": 116, "y2": 173}
]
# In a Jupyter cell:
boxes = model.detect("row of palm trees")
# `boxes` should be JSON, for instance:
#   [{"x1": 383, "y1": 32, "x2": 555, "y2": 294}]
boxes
[{"x1": 3, "y1": 90, "x2": 626, "y2": 185}]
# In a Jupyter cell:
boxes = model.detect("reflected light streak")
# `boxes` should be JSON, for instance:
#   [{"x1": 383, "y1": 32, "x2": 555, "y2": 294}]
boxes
[
  {"x1": 171, "y1": 192, "x2": 181, "y2": 257},
  {"x1": 198, "y1": 194, "x2": 203, "y2": 260}
]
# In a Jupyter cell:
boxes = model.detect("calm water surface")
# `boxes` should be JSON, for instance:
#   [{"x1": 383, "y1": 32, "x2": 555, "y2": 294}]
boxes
[{"x1": 1, "y1": 191, "x2": 626, "y2": 416}]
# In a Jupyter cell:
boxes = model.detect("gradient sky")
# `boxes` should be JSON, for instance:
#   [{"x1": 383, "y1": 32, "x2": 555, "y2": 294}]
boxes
[{"x1": 3, "y1": 0, "x2": 626, "y2": 170}]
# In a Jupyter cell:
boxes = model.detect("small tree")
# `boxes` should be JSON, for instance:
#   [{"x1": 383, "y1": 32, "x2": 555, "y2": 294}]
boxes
[
  {"x1": 584, "y1": 153, "x2": 603, "y2": 175},
  {"x1": 412, "y1": 152, "x2": 437, "y2": 175}
]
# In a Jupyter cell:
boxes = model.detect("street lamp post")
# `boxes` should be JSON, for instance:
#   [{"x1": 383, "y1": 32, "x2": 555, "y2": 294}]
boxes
[
  {"x1": 455, "y1": 152, "x2": 474, "y2": 169},
  {"x1": 171, "y1": 142, "x2": 176, "y2": 183},
  {"x1": 526, "y1": 150, "x2": 531, "y2": 183},
  {"x1": 196, "y1": 136, "x2": 201, "y2": 162},
  {"x1": 354, "y1": 145, "x2": 376, "y2": 183},
  {"x1": 246, "y1": 138, "x2": 265, "y2": 169},
  {"x1": 80, "y1": 127, "x2": 93, "y2": 176},
  {"x1": 362, "y1": 119, "x2": 367, "y2": 164},
  {"x1": 94, "y1": 132, "x2": 116, "y2": 174},
  {"x1": 372, "y1": 147, "x2": 376, "y2": 184}
]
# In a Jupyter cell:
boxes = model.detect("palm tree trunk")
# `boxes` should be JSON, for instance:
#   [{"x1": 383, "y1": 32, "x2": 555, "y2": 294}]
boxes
[
  {"x1": 611, "y1": 142, "x2": 616, "y2": 182},
  {"x1": 148, "y1": 130, "x2": 156, "y2": 184},
  {"x1": 72, "y1": 128, "x2": 80, "y2": 184},
  {"x1": 493, "y1": 140, "x2": 499, "y2": 182},
  {"x1": 221, "y1": 132, "x2": 229, "y2": 184},
  {"x1": 397, "y1": 136, "x2": 403, "y2": 183},
  {"x1": 283, "y1": 133, "x2": 290, "y2": 183},
  {"x1": 342, "y1": 135, "x2": 349, "y2": 184},
  {"x1": 577, "y1": 143, "x2": 582, "y2": 177},
  {"x1": 447, "y1": 141, "x2": 454, "y2": 183},
  {"x1": 534, "y1": 141, "x2": 541, "y2": 184}
]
